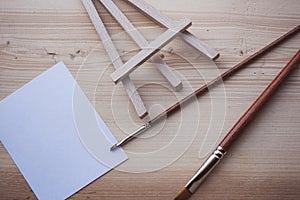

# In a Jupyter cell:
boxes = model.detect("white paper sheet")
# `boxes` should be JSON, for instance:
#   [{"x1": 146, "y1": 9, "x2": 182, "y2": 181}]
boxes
[{"x1": 0, "y1": 62, "x2": 127, "y2": 200}]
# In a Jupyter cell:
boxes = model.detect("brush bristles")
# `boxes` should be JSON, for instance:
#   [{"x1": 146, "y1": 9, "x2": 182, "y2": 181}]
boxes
[{"x1": 174, "y1": 188, "x2": 192, "y2": 200}]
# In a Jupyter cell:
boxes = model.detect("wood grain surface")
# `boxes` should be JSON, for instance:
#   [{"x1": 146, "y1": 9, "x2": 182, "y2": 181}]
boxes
[{"x1": 0, "y1": 0, "x2": 300, "y2": 200}]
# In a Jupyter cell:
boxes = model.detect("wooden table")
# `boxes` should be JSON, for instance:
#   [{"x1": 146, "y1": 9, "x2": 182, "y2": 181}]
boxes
[{"x1": 1, "y1": 0, "x2": 299, "y2": 199}]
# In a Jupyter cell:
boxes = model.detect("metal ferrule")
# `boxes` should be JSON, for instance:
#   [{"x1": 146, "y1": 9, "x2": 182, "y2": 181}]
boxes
[
  {"x1": 185, "y1": 146, "x2": 226, "y2": 193},
  {"x1": 130, "y1": 122, "x2": 151, "y2": 138},
  {"x1": 112, "y1": 123, "x2": 151, "y2": 150}
]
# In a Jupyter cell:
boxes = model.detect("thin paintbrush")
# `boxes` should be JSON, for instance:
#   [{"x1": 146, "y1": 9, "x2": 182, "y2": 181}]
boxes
[
  {"x1": 174, "y1": 49, "x2": 300, "y2": 200},
  {"x1": 111, "y1": 25, "x2": 300, "y2": 151}
]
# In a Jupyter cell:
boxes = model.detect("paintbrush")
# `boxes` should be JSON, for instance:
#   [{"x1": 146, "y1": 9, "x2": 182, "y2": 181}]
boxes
[
  {"x1": 111, "y1": 25, "x2": 300, "y2": 151},
  {"x1": 174, "y1": 49, "x2": 300, "y2": 200}
]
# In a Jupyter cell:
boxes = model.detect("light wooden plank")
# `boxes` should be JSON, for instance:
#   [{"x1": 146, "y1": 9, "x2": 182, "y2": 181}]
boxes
[
  {"x1": 99, "y1": 0, "x2": 182, "y2": 91},
  {"x1": 110, "y1": 18, "x2": 192, "y2": 83},
  {"x1": 81, "y1": 0, "x2": 147, "y2": 118},
  {"x1": 0, "y1": 0, "x2": 300, "y2": 199},
  {"x1": 125, "y1": 0, "x2": 220, "y2": 60}
]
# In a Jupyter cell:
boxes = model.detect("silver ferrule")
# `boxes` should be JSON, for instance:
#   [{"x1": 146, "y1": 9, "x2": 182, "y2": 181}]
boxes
[
  {"x1": 130, "y1": 122, "x2": 151, "y2": 138},
  {"x1": 112, "y1": 123, "x2": 151, "y2": 150},
  {"x1": 185, "y1": 146, "x2": 226, "y2": 193}
]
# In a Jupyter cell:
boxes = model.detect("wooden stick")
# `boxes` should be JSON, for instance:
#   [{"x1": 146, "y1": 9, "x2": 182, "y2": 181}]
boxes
[
  {"x1": 110, "y1": 19, "x2": 192, "y2": 83},
  {"x1": 175, "y1": 49, "x2": 300, "y2": 200},
  {"x1": 111, "y1": 25, "x2": 300, "y2": 150},
  {"x1": 99, "y1": 0, "x2": 182, "y2": 91},
  {"x1": 125, "y1": 0, "x2": 219, "y2": 60},
  {"x1": 81, "y1": 0, "x2": 147, "y2": 118},
  {"x1": 220, "y1": 50, "x2": 300, "y2": 150}
]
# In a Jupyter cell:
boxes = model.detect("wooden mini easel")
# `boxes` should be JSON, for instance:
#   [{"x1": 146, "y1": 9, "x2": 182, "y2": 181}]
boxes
[{"x1": 82, "y1": 0, "x2": 219, "y2": 118}]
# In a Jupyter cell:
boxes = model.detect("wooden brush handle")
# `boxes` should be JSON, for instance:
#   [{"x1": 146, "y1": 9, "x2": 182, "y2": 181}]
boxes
[
  {"x1": 219, "y1": 50, "x2": 300, "y2": 151},
  {"x1": 149, "y1": 25, "x2": 300, "y2": 124},
  {"x1": 112, "y1": 26, "x2": 299, "y2": 150}
]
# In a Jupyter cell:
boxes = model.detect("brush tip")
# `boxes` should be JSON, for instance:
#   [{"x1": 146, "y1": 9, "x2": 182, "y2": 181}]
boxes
[
  {"x1": 110, "y1": 144, "x2": 118, "y2": 151},
  {"x1": 174, "y1": 188, "x2": 192, "y2": 200}
]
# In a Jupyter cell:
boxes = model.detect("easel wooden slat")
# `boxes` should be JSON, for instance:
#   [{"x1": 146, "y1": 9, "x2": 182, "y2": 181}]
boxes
[
  {"x1": 125, "y1": 0, "x2": 219, "y2": 60},
  {"x1": 99, "y1": 0, "x2": 182, "y2": 91},
  {"x1": 81, "y1": 0, "x2": 147, "y2": 118},
  {"x1": 111, "y1": 18, "x2": 192, "y2": 83}
]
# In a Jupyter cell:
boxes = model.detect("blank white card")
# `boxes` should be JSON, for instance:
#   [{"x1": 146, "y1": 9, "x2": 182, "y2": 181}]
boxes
[{"x1": 0, "y1": 62, "x2": 127, "y2": 200}]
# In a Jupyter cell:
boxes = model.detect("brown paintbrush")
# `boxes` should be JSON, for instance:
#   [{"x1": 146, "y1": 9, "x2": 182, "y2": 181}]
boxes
[
  {"x1": 174, "y1": 49, "x2": 300, "y2": 200},
  {"x1": 111, "y1": 25, "x2": 300, "y2": 150}
]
